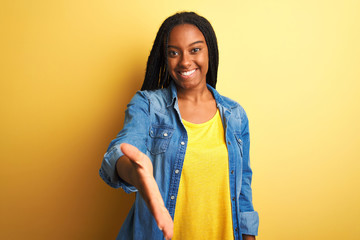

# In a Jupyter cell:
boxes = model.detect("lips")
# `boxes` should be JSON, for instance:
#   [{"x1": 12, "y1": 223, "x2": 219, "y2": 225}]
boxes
[{"x1": 178, "y1": 69, "x2": 196, "y2": 77}]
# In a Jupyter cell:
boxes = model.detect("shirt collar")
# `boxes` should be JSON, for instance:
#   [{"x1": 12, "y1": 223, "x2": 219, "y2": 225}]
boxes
[{"x1": 167, "y1": 80, "x2": 235, "y2": 112}]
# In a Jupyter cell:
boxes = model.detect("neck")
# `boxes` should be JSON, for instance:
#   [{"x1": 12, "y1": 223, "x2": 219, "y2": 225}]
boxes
[{"x1": 176, "y1": 84, "x2": 213, "y2": 103}]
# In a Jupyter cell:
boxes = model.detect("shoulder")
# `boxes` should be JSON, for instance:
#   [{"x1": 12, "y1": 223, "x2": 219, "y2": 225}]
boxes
[
  {"x1": 130, "y1": 88, "x2": 170, "y2": 105},
  {"x1": 216, "y1": 91, "x2": 248, "y2": 120},
  {"x1": 218, "y1": 93, "x2": 250, "y2": 135},
  {"x1": 208, "y1": 84, "x2": 247, "y2": 118},
  {"x1": 220, "y1": 94, "x2": 241, "y2": 109},
  {"x1": 128, "y1": 88, "x2": 172, "y2": 115},
  {"x1": 136, "y1": 87, "x2": 170, "y2": 101}
]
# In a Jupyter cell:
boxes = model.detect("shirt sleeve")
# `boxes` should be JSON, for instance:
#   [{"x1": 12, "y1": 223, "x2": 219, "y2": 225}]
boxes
[
  {"x1": 239, "y1": 107, "x2": 259, "y2": 236},
  {"x1": 99, "y1": 91, "x2": 150, "y2": 193}
]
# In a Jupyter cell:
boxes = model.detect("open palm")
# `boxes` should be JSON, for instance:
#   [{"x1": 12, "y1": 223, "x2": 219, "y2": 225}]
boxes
[{"x1": 120, "y1": 143, "x2": 174, "y2": 240}]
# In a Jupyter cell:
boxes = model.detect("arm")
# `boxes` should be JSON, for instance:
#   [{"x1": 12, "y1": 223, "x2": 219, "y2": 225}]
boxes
[
  {"x1": 99, "y1": 92, "x2": 173, "y2": 239},
  {"x1": 239, "y1": 108, "x2": 259, "y2": 236},
  {"x1": 118, "y1": 143, "x2": 173, "y2": 240},
  {"x1": 99, "y1": 91, "x2": 150, "y2": 191}
]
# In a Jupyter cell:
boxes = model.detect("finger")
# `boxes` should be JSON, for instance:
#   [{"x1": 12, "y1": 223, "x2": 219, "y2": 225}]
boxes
[
  {"x1": 160, "y1": 223, "x2": 173, "y2": 240},
  {"x1": 154, "y1": 207, "x2": 173, "y2": 240},
  {"x1": 162, "y1": 223, "x2": 173, "y2": 240},
  {"x1": 120, "y1": 143, "x2": 144, "y2": 164},
  {"x1": 161, "y1": 220, "x2": 173, "y2": 240}
]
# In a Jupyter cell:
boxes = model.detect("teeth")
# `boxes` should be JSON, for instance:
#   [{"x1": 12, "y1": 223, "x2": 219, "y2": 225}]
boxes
[{"x1": 180, "y1": 69, "x2": 195, "y2": 76}]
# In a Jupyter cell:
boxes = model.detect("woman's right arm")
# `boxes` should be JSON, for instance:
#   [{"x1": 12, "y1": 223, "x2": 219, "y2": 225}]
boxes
[
  {"x1": 117, "y1": 143, "x2": 173, "y2": 240},
  {"x1": 99, "y1": 91, "x2": 150, "y2": 191},
  {"x1": 99, "y1": 91, "x2": 173, "y2": 239}
]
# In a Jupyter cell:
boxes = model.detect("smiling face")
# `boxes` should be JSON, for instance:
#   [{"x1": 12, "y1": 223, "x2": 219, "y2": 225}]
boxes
[{"x1": 167, "y1": 24, "x2": 209, "y2": 91}]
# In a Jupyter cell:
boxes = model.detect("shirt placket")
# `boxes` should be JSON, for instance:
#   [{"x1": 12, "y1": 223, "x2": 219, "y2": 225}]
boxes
[{"x1": 166, "y1": 99, "x2": 188, "y2": 217}]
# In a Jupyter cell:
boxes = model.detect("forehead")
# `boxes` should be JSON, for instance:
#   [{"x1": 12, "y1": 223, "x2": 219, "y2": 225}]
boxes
[{"x1": 168, "y1": 24, "x2": 206, "y2": 45}]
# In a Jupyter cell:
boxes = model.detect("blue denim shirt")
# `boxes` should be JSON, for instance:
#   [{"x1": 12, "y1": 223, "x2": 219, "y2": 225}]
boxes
[{"x1": 99, "y1": 82, "x2": 259, "y2": 240}]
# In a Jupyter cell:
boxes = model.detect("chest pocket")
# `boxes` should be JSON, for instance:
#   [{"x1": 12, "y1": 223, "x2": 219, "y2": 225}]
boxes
[
  {"x1": 147, "y1": 125, "x2": 174, "y2": 155},
  {"x1": 234, "y1": 132, "x2": 243, "y2": 157}
]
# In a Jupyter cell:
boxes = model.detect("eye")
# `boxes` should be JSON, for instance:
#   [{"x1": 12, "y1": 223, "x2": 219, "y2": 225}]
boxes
[
  {"x1": 168, "y1": 50, "x2": 178, "y2": 57},
  {"x1": 191, "y1": 48, "x2": 201, "y2": 53}
]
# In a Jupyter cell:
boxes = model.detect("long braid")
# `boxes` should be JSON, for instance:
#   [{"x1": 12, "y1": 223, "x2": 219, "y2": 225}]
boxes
[{"x1": 141, "y1": 12, "x2": 219, "y2": 91}]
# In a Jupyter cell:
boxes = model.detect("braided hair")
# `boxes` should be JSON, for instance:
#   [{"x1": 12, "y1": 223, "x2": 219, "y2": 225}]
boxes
[{"x1": 141, "y1": 12, "x2": 219, "y2": 91}]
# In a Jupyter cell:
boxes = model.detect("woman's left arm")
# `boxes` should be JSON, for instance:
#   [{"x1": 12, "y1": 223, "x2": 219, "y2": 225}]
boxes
[{"x1": 239, "y1": 108, "x2": 259, "y2": 236}]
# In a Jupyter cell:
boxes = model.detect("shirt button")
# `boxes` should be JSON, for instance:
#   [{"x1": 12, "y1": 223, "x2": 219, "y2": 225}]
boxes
[
  {"x1": 163, "y1": 132, "x2": 168, "y2": 137},
  {"x1": 231, "y1": 170, "x2": 234, "y2": 174},
  {"x1": 232, "y1": 197, "x2": 235, "y2": 201},
  {"x1": 180, "y1": 141, "x2": 185, "y2": 145},
  {"x1": 171, "y1": 195, "x2": 175, "y2": 200},
  {"x1": 228, "y1": 141, "x2": 231, "y2": 145},
  {"x1": 235, "y1": 227, "x2": 238, "y2": 232},
  {"x1": 175, "y1": 169, "x2": 179, "y2": 174}
]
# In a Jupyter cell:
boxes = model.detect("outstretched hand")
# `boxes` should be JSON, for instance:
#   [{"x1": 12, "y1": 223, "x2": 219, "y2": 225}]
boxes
[{"x1": 120, "y1": 143, "x2": 174, "y2": 240}]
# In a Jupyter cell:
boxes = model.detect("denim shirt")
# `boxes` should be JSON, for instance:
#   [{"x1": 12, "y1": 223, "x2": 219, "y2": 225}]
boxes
[{"x1": 99, "y1": 82, "x2": 259, "y2": 240}]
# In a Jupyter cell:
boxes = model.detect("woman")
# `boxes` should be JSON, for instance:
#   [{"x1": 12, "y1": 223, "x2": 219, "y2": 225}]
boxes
[{"x1": 100, "y1": 12, "x2": 259, "y2": 240}]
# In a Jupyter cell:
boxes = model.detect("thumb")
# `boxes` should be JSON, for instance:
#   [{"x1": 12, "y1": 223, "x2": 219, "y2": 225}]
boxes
[{"x1": 120, "y1": 143, "x2": 144, "y2": 165}]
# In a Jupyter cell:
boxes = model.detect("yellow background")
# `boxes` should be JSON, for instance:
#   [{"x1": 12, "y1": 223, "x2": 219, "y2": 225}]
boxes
[{"x1": 1, "y1": 0, "x2": 359, "y2": 239}]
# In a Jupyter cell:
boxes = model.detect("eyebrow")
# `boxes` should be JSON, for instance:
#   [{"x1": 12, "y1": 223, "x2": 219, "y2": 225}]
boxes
[{"x1": 168, "y1": 40, "x2": 205, "y2": 49}]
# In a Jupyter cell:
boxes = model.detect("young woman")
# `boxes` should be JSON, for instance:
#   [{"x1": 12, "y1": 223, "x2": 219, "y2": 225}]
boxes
[{"x1": 100, "y1": 12, "x2": 259, "y2": 240}]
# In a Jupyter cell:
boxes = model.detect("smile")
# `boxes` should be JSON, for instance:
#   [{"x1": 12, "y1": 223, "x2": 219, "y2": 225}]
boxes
[{"x1": 179, "y1": 69, "x2": 196, "y2": 76}]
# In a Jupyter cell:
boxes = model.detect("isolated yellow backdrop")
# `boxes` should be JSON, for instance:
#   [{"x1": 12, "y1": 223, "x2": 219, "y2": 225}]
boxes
[{"x1": 1, "y1": 0, "x2": 359, "y2": 239}]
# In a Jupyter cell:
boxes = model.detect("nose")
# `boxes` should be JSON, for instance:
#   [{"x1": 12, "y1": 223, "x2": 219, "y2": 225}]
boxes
[{"x1": 179, "y1": 52, "x2": 191, "y2": 68}]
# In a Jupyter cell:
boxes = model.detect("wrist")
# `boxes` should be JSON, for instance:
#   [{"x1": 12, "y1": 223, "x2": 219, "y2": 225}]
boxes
[{"x1": 242, "y1": 235, "x2": 255, "y2": 240}]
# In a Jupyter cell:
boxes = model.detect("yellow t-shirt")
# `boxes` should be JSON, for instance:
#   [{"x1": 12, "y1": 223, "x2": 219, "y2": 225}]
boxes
[{"x1": 172, "y1": 109, "x2": 234, "y2": 240}]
